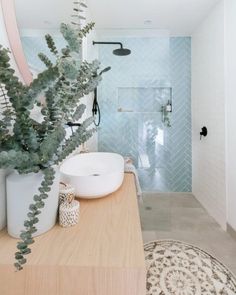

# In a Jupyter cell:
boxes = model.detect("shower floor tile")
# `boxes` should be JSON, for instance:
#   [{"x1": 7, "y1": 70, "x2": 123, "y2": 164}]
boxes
[{"x1": 140, "y1": 193, "x2": 236, "y2": 275}]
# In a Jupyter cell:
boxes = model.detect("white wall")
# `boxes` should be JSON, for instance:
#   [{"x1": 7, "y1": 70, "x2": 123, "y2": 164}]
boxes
[
  {"x1": 192, "y1": 1, "x2": 227, "y2": 229},
  {"x1": 225, "y1": 0, "x2": 236, "y2": 231},
  {"x1": 82, "y1": 9, "x2": 99, "y2": 152}
]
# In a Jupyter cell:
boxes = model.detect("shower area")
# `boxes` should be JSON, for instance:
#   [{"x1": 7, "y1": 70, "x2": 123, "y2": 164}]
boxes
[
  {"x1": 21, "y1": 33, "x2": 191, "y2": 193},
  {"x1": 97, "y1": 36, "x2": 191, "y2": 192}
]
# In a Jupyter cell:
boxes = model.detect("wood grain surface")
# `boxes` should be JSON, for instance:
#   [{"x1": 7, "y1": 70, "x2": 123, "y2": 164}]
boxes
[{"x1": 0, "y1": 174, "x2": 146, "y2": 295}]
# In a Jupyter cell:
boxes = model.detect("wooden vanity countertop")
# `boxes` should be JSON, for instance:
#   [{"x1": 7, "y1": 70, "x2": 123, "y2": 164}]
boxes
[{"x1": 0, "y1": 173, "x2": 146, "y2": 295}]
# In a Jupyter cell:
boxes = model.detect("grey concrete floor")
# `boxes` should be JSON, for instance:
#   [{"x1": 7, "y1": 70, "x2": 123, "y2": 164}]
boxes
[{"x1": 140, "y1": 193, "x2": 236, "y2": 275}]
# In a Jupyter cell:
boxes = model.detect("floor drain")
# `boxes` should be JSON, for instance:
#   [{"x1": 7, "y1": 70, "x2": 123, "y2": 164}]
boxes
[{"x1": 145, "y1": 206, "x2": 152, "y2": 211}]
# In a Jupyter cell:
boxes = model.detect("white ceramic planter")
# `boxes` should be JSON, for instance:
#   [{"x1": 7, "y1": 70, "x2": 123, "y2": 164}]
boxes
[
  {"x1": 0, "y1": 169, "x2": 8, "y2": 231},
  {"x1": 6, "y1": 168, "x2": 60, "y2": 238}
]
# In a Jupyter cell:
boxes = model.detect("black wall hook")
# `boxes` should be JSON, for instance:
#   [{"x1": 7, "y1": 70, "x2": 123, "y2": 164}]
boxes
[{"x1": 200, "y1": 126, "x2": 208, "y2": 140}]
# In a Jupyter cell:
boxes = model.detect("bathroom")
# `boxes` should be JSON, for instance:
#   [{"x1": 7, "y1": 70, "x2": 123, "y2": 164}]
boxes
[{"x1": 0, "y1": 0, "x2": 236, "y2": 294}]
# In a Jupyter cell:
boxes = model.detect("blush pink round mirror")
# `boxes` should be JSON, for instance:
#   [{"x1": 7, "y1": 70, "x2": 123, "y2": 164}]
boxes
[{"x1": 1, "y1": 0, "x2": 33, "y2": 85}]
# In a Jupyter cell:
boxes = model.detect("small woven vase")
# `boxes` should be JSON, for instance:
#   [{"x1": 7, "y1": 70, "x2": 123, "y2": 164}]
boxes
[
  {"x1": 59, "y1": 182, "x2": 75, "y2": 205},
  {"x1": 59, "y1": 200, "x2": 80, "y2": 228}
]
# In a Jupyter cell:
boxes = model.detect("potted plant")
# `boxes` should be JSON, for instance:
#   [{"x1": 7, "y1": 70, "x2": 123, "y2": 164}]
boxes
[
  {"x1": 0, "y1": 168, "x2": 8, "y2": 230},
  {"x1": 0, "y1": 3, "x2": 103, "y2": 271}
]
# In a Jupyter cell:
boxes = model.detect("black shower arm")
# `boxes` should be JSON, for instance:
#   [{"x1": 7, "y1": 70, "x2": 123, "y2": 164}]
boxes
[{"x1": 93, "y1": 41, "x2": 123, "y2": 49}]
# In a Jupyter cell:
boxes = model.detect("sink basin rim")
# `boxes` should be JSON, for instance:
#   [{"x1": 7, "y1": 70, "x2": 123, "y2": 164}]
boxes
[{"x1": 60, "y1": 152, "x2": 124, "y2": 178}]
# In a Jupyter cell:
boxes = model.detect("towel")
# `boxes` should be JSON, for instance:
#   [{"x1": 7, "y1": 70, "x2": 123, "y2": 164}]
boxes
[{"x1": 124, "y1": 160, "x2": 143, "y2": 202}]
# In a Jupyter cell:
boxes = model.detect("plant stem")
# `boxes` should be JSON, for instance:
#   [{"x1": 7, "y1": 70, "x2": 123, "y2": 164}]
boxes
[{"x1": 14, "y1": 167, "x2": 56, "y2": 271}]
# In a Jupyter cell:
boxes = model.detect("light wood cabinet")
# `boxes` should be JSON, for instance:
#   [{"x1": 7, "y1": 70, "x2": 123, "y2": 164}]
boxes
[{"x1": 0, "y1": 174, "x2": 146, "y2": 295}]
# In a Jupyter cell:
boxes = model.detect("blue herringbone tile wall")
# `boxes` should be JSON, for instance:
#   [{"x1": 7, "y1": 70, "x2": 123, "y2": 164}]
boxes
[
  {"x1": 22, "y1": 36, "x2": 191, "y2": 192},
  {"x1": 97, "y1": 37, "x2": 191, "y2": 192},
  {"x1": 170, "y1": 38, "x2": 192, "y2": 192}
]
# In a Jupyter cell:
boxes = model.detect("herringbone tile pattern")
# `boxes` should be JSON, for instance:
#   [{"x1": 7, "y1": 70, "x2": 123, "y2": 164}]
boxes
[
  {"x1": 170, "y1": 38, "x2": 192, "y2": 191},
  {"x1": 98, "y1": 37, "x2": 191, "y2": 192},
  {"x1": 22, "y1": 36, "x2": 192, "y2": 192}
]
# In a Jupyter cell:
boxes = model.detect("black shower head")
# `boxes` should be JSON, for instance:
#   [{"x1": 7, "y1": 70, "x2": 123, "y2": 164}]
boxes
[
  {"x1": 93, "y1": 41, "x2": 131, "y2": 56},
  {"x1": 113, "y1": 47, "x2": 131, "y2": 56}
]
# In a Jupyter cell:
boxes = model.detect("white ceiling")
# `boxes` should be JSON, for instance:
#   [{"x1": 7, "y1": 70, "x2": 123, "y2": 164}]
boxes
[
  {"x1": 14, "y1": 0, "x2": 74, "y2": 31},
  {"x1": 87, "y1": 0, "x2": 221, "y2": 36},
  {"x1": 14, "y1": 0, "x2": 220, "y2": 36}
]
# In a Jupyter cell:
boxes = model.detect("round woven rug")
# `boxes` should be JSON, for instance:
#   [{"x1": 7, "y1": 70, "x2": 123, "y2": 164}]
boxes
[{"x1": 144, "y1": 240, "x2": 236, "y2": 295}]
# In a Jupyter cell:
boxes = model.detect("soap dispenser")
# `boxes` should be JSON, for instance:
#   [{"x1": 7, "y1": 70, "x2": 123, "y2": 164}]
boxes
[{"x1": 166, "y1": 100, "x2": 172, "y2": 112}]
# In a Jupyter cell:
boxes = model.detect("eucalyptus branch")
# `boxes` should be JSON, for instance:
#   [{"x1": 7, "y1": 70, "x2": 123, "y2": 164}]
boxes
[
  {"x1": 78, "y1": 22, "x2": 95, "y2": 38},
  {"x1": 28, "y1": 66, "x2": 59, "y2": 99},
  {"x1": 14, "y1": 167, "x2": 56, "y2": 271},
  {"x1": 72, "y1": 104, "x2": 86, "y2": 121},
  {"x1": 0, "y1": 3, "x2": 102, "y2": 271},
  {"x1": 38, "y1": 53, "x2": 53, "y2": 68},
  {"x1": 45, "y1": 34, "x2": 58, "y2": 56},
  {"x1": 56, "y1": 118, "x2": 95, "y2": 164},
  {"x1": 0, "y1": 84, "x2": 14, "y2": 142}
]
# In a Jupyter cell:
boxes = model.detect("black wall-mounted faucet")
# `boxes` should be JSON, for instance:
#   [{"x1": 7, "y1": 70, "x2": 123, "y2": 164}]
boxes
[
  {"x1": 67, "y1": 122, "x2": 81, "y2": 127},
  {"x1": 200, "y1": 126, "x2": 208, "y2": 140},
  {"x1": 66, "y1": 122, "x2": 81, "y2": 134}
]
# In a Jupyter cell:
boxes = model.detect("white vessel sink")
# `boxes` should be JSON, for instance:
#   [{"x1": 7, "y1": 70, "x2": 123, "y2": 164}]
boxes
[{"x1": 60, "y1": 152, "x2": 124, "y2": 199}]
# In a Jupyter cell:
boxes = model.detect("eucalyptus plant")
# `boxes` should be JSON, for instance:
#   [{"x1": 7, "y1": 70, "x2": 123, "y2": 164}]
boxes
[{"x1": 0, "y1": 2, "x2": 103, "y2": 271}]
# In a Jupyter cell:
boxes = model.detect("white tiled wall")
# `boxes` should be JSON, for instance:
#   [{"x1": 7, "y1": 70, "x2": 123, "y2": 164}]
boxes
[
  {"x1": 82, "y1": 9, "x2": 99, "y2": 152},
  {"x1": 225, "y1": 0, "x2": 236, "y2": 231},
  {"x1": 192, "y1": 1, "x2": 227, "y2": 229}
]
